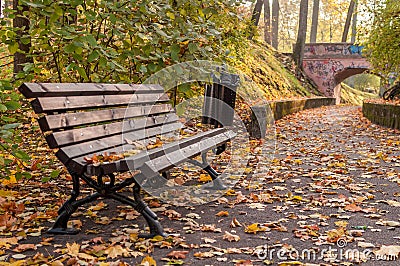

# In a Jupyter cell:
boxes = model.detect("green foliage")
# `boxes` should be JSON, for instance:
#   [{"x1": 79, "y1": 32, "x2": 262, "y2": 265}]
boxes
[
  {"x1": 343, "y1": 74, "x2": 381, "y2": 93},
  {"x1": 0, "y1": 79, "x2": 32, "y2": 181},
  {"x1": 0, "y1": 0, "x2": 251, "y2": 182},
  {"x1": 1, "y1": 0, "x2": 248, "y2": 84},
  {"x1": 364, "y1": 0, "x2": 400, "y2": 79}
]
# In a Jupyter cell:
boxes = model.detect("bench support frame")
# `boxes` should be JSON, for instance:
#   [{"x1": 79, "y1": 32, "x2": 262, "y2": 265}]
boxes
[{"x1": 48, "y1": 168, "x2": 165, "y2": 238}]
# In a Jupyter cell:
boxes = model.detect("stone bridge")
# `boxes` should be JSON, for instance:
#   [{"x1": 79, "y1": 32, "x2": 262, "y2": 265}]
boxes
[{"x1": 302, "y1": 43, "x2": 371, "y2": 103}]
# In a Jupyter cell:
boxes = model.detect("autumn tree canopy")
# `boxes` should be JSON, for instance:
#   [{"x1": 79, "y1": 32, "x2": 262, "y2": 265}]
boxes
[{"x1": 365, "y1": 0, "x2": 400, "y2": 78}]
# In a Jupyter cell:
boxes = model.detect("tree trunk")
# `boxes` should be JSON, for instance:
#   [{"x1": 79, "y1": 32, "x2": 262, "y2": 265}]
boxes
[
  {"x1": 13, "y1": 0, "x2": 32, "y2": 75},
  {"x1": 293, "y1": 0, "x2": 309, "y2": 69},
  {"x1": 351, "y1": 0, "x2": 358, "y2": 43},
  {"x1": 310, "y1": 0, "x2": 319, "y2": 43},
  {"x1": 251, "y1": 0, "x2": 263, "y2": 26},
  {"x1": 264, "y1": 0, "x2": 271, "y2": 44},
  {"x1": 342, "y1": 0, "x2": 356, "y2": 42},
  {"x1": 271, "y1": 0, "x2": 279, "y2": 49}
]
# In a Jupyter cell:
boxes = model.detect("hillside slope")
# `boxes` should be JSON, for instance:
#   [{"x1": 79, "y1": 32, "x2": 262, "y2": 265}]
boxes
[
  {"x1": 341, "y1": 83, "x2": 379, "y2": 106},
  {"x1": 227, "y1": 41, "x2": 321, "y2": 100}
]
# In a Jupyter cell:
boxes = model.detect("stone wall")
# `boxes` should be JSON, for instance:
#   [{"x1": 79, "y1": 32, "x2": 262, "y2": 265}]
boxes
[
  {"x1": 362, "y1": 102, "x2": 400, "y2": 130},
  {"x1": 269, "y1": 97, "x2": 336, "y2": 120},
  {"x1": 250, "y1": 97, "x2": 336, "y2": 138}
]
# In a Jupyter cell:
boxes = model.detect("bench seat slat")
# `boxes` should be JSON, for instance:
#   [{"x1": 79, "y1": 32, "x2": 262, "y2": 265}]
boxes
[
  {"x1": 19, "y1": 83, "x2": 164, "y2": 98},
  {"x1": 56, "y1": 122, "x2": 183, "y2": 165},
  {"x1": 47, "y1": 113, "x2": 179, "y2": 148},
  {"x1": 69, "y1": 128, "x2": 229, "y2": 175},
  {"x1": 38, "y1": 104, "x2": 173, "y2": 132},
  {"x1": 32, "y1": 93, "x2": 170, "y2": 113},
  {"x1": 139, "y1": 130, "x2": 236, "y2": 176}
]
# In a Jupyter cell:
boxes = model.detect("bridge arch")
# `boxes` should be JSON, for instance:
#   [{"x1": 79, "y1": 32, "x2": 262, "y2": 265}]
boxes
[{"x1": 302, "y1": 43, "x2": 371, "y2": 103}]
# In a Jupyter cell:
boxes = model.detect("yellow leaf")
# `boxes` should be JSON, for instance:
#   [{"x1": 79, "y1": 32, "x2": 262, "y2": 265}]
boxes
[
  {"x1": 0, "y1": 190, "x2": 17, "y2": 197},
  {"x1": 90, "y1": 201, "x2": 107, "y2": 211},
  {"x1": 194, "y1": 251, "x2": 215, "y2": 258},
  {"x1": 293, "y1": 159, "x2": 302, "y2": 165},
  {"x1": 199, "y1": 174, "x2": 212, "y2": 182},
  {"x1": 245, "y1": 223, "x2": 267, "y2": 234},
  {"x1": 140, "y1": 255, "x2": 157, "y2": 266},
  {"x1": 334, "y1": 221, "x2": 348, "y2": 227},
  {"x1": 225, "y1": 189, "x2": 236, "y2": 196},
  {"x1": 291, "y1": 195, "x2": 303, "y2": 202},
  {"x1": 66, "y1": 242, "x2": 80, "y2": 256},
  {"x1": 105, "y1": 245, "x2": 128, "y2": 259},
  {"x1": 0, "y1": 237, "x2": 18, "y2": 248},
  {"x1": 327, "y1": 227, "x2": 346, "y2": 243},
  {"x1": 2, "y1": 175, "x2": 17, "y2": 185}
]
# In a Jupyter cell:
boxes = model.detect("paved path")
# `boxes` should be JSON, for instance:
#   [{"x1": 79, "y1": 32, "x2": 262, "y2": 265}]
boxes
[
  {"x1": 136, "y1": 105, "x2": 400, "y2": 266},
  {"x1": 7, "y1": 105, "x2": 400, "y2": 266}
]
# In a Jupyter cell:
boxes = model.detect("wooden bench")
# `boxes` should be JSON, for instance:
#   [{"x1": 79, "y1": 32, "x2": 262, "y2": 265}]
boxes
[{"x1": 19, "y1": 79, "x2": 238, "y2": 238}]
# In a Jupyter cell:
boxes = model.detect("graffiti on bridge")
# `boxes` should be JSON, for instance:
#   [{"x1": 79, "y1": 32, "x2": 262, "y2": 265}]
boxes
[
  {"x1": 302, "y1": 43, "x2": 371, "y2": 98},
  {"x1": 304, "y1": 60, "x2": 345, "y2": 78},
  {"x1": 303, "y1": 60, "x2": 346, "y2": 96},
  {"x1": 304, "y1": 43, "x2": 364, "y2": 57}
]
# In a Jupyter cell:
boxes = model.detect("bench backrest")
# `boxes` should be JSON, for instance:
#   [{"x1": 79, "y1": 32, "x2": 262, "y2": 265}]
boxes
[{"x1": 19, "y1": 83, "x2": 181, "y2": 172}]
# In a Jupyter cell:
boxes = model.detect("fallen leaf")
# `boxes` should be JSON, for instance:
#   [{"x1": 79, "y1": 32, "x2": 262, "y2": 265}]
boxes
[
  {"x1": 230, "y1": 217, "x2": 242, "y2": 228},
  {"x1": 202, "y1": 237, "x2": 217, "y2": 244},
  {"x1": 358, "y1": 242, "x2": 375, "y2": 248},
  {"x1": 245, "y1": 223, "x2": 267, "y2": 234},
  {"x1": 216, "y1": 211, "x2": 229, "y2": 217},
  {"x1": 66, "y1": 242, "x2": 80, "y2": 257},
  {"x1": 374, "y1": 245, "x2": 400, "y2": 259},
  {"x1": 344, "y1": 203, "x2": 362, "y2": 212},
  {"x1": 141, "y1": 255, "x2": 157, "y2": 266},
  {"x1": 223, "y1": 231, "x2": 240, "y2": 242},
  {"x1": 166, "y1": 250, "x2": 189, "y2": 259},
  {"x1": 13, "y1": 244, "x2": 36, "y2": 252}
]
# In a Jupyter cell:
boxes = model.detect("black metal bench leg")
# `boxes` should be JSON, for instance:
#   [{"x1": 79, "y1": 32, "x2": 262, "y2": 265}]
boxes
[
  {"x1": 49, "y1": 171, "x2": 103, "y2": 235},
  {"x1": 48, "y1": 192, "x2": 101, "y2": 235},
  {"x1": 107, "y1": 182, "x2": 166, "y2": 238},
  {"x1": 203, "y1": 165, "x2": 226, "y2": 190},
  {"x1": 57, "y1": 172, "x2": 80, "y2": 215},
  {"x1": 132, "y1": 184, "x2": 166, "y2": 238},
  {"x1": 188, "y1": 152, "x2": 227, "y2": 190},
  {"x1": 48, "y1": 172, "x2": 81, "y2": 234}
]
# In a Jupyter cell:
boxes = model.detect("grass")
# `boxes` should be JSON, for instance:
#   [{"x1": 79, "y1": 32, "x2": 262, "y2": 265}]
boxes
[{"x1": 341, "y1": 82, "x2": 379, "y2": 106}]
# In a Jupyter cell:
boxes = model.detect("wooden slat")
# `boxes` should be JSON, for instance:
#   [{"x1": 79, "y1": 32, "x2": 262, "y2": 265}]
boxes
[
  {"x1": 46, "y1": 113, "x2": 179, "y2": 148},
  {"x1": 19, "y1": 83, "x2": 164, "y2": 98},
  {"x1": 31, "y1": 93, "x2": 170, "y2": 113},
  {"x1": 56, "y1": 122, "x2": 183, "y2": 165},
  {"x1": 38, "y1": 104, "x2": 173, "y2": 131},
  {"x1": 139, "y1": 130, "x2": 236, "y2": 177},
  {"x1": 69, "y1": 128, "x2": 230, "y2": 175}
]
